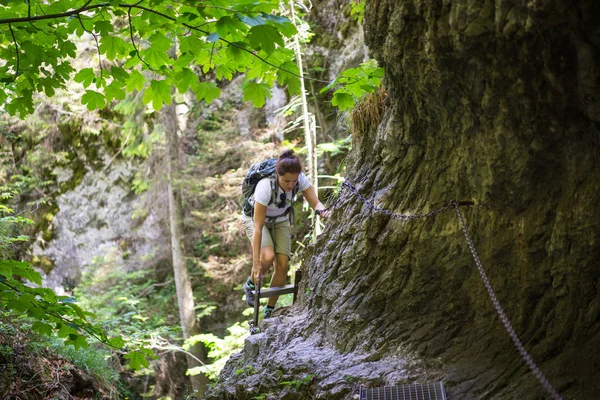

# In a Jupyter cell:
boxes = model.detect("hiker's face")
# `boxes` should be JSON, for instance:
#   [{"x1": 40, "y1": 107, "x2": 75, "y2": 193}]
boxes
[{"x1": 278, "y1": 172, "x2": 299, "y2": 192}]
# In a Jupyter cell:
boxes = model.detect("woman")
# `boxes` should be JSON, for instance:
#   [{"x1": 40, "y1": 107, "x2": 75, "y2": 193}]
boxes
[{"x1": 241, "y1": 149, "x2": 330, "y2": 318}]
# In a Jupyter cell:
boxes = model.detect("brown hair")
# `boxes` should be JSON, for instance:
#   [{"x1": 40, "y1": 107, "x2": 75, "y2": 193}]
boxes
[{"x1": 276, "y1": 149, "x2": 302, "y2": 175}]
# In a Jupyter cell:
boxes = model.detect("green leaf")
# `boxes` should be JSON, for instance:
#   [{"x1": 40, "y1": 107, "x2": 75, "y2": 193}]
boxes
[
  {"x1": 31, "y1": 321, "x2": 54, "y2": 337},
  {"x1": 216, "y1": 16, "x2": 248, "y2": 38},
  {"x1": 108, "y1": 336, "x2": 125, "y2": 349},
  {"x1": 58, "y1": 40, "x2": 77, "y2": 58},
  {"x1": 94, "y1": 20, "x2": 114, "y2": 35},
  {"x1": 142, "y1": 47, "x2": 171, "y2": 68},
  {"x1": 174, "y1": 53, "x2": 195, "y2": 70},
  {"x1": 226, "y1": 42, "x2": 251, "y2": 64},
  {"x1": 99, "y1": 35, "x2": 129, "y2": 60},
  {"x1": 55, "y1": 62, "x2": 75, "y2": 79},
  {"x1": 110, "y1": 66, "x2": 129, "y2": 82},
  {"x1": 125, "y1": 349, "x2": 150, "y2": 370},
  {"x1": 0, "y1": 88, "x2": 7, "y2": 105},
  {"x1": 57, "y1": 323, "x2": 78, "y2": 338},
  {"x1": 67, "y1": 17, "x2": 85, "y2": 36},
  {"x1": 65, "y1": 333, "x2": 89, "y2": 350},
  {"x1": 180, "y1": 35, "x2": 203, "y2": 55},
  {"x1": 126, "y1": 70, "x2": 146, "y2": 92},
  {"x1": 243, "y1": 81, "x2": 271, "y2": 107},
  {"x1": 193, "y1": 81, "x2": 221, "y2": 103},
  {"x1": 148, "y1": 32, "x2": 172, "y2": 53},
  {"x1": 247, "y1": 25, "x2": 284, "y2": 55},
  {"x1": 0, "y1": 260, "x2": 42, "y2": 285},
  {"x1": 81, "y1": 90, "x2": 107, "y2": 111},
  {"x1": 143, "y1": 80, "x2": 172, "y2": 110},
  {"x1": 174, "y1": 68, "x2": 198, "y2": 93},
  {"x1": 73, "y1": 68, "x2": 96, "y2": 88},
  {"x1": 29, "y1": 287, "x2": 57, "y2": 302},
  {"x1": 215, "y1": 64, "x2": 233, "y2": 80},
  {"x1": 277, "y1": 61, "x2": 301, "y2": 95},
  {"x1": 105, "y1": 81, "x2": 126, "y2": 101},
  {"x1": 331, "y1": 92, "x2": 355, "y2": 110},
  {"x1": 5, "y1": 96, "x2": 34, "y2": 118},
  {"x1": 263, "y1": 13, "x2": 297, "y2": 37}
]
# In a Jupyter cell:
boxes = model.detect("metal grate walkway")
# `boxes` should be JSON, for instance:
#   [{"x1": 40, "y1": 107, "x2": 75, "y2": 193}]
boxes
[{"x1": 359, "y1": 382, "x2": 447, "y2": 400}]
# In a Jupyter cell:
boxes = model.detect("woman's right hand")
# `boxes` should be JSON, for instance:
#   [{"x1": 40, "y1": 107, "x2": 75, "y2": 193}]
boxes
[{"x1": 252, "y1": 263, "x2": 262, "y2": 286}]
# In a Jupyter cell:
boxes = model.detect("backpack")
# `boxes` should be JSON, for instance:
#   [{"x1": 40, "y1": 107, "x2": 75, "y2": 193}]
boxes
[{"x1": 241, "y1": 158, "x2": 299, "y2": 218}]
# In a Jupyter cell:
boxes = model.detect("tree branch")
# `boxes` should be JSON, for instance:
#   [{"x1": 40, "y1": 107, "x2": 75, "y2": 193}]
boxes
[
  {"x1": 8, "y1": 23, "x2": 19, "y2": 82},
  {"x1": 77, "y1": 15, "x2": 103, "y2": 80},
  {"x1": 127, "y1": 7, "x2": 153, "y2": 71}
]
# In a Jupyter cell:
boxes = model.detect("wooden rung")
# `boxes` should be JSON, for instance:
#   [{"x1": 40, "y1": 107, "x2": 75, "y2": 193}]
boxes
[{"x1": 253, "y1": 284, "x2": 295, "y2": 299}]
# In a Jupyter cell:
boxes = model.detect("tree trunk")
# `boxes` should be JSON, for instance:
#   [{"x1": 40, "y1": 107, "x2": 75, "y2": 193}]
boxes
[{"x1": 162, "y1": 100, "x2": 210, "y2": 394}]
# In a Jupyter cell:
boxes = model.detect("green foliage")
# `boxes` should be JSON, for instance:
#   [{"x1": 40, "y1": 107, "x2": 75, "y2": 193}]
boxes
[
  {"x1": 316, "y1": 135, "x2": 352, "y2": 157},
  {"x1": 73, "y1": 265, "x2": 179, "y2": 341},
  {"x1": 0, "y1": 207, "x2": 154, "y2": 370},
  {"x1": 244, "y1": 81, "x2": 273, "y2": 107},
  {"x1": 132, "y1": 172, "x2": 151, "y2": 194},
  {"x1": 0, "y1": 0, "x2": 301, "y2": 117},
  {"x1": 1, "y1": 315, "x2": 123, "y2": 397},
  {"x1": 321, "y1": 59, "x2": 384, "y2": 111},
  {"x1": 0, "y1": 257, "x2": 156, "y2": 368},
  {"x1": 0, "y1": 203, "x2": 33, "y2": 256},
  {"x1": 235, "y1": 365, "x2": 256, "y2": 376},
  {"x1": 43, "y1": 337, "x2": 120, "y2": 388},
  {"x1": 186, "y1": 322, "x2": 249, "y2": 380},
  {"x1": 350, "y1": 0, "x2": 365, "y2": 24},
  {"x1": 280, "y1": 374, "x2": 314, "y2": 389}
]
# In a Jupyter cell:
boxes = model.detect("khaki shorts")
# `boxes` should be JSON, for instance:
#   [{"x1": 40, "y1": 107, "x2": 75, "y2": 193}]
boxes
[{"x1": 241, "y1": 214, "x2": 291, "y2": 257}]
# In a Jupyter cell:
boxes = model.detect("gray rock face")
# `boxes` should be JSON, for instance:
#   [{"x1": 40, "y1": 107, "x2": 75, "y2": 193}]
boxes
[
  {"x1": 209, "y1": 1, "x2": 600, "y2": 399},
  {"x1": 31, "y1": 157, "x2": 167, "y2": 294},
  {"x1": 207, "y1": 310, "x2": 439, "y2": 400}
]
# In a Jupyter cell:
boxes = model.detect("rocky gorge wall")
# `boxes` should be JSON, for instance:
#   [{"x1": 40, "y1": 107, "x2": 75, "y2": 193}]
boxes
[
  {"x1": 209, "y1": 1, "x2": 599, "y2": 399},
  {"x1": 29, "y1": 155, "x2": 168, "y2": 294}
]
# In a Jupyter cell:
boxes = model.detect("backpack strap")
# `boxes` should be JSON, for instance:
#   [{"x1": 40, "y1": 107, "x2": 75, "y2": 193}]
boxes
[{"x1": 268, "y1": 174, "x2": 279, "y2": 207}]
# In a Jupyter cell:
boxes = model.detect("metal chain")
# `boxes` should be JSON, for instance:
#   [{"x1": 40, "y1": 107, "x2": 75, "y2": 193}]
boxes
[
  {"x1": 325, "y1": 180, "x2": 562, "y2": 399},
  {"x1": 453, "y1": 204, "x2": 563, "y2": 400},
  {"x1": 340, "y1": 181, "x2": 454, "y2": 220}
]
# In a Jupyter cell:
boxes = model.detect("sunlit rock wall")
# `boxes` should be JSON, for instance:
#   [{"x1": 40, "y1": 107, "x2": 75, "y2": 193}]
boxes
[{"x1": 30, "y1": 155, "x2": 168, "y2": 294}]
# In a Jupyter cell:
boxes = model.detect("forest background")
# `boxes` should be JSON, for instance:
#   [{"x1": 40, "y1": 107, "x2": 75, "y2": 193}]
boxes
[{"x1": 0, "y1": 0, "x2": 374, "y2": 398}]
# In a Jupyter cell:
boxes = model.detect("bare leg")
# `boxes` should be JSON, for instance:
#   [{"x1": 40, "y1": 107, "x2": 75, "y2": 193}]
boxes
[
  {"x1": 258, "y1": 246, "x2": 275, "y2": 280},
  {"x1": 267, "y1": 253, "x2": 289, "y2": 307}
]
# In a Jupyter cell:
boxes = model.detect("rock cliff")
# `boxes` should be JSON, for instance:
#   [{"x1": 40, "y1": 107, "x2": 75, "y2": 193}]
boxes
[{"x1": 208, "y1": 1, "x2": 599, "y2": 399}]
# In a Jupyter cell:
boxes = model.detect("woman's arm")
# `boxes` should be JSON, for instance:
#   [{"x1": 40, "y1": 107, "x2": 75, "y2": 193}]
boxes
[
  {"x1": 302, "y1": 186, "x2": 330, "y2": 218},
  {"x1": 252, "y1": 202, "x2": 267, "y2": 283}
]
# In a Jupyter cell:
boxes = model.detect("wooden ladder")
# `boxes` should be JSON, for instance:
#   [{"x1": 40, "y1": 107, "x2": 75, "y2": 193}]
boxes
[{"x1": 249, "y1": 269, "x2": 302, "y2": 334}]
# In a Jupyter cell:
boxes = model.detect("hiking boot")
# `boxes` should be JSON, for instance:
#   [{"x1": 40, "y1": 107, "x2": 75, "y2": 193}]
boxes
[
  {"x1": 264, "y1": 306, "x2": 274, "y2": 319},
  {"x1": 243, "y1": 278, "x2": 255, "y2": 307}
]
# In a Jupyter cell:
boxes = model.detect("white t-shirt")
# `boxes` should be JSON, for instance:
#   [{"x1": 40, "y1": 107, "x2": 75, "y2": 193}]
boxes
[{"x1": 249, "y1": 172, "x2": 311, "y2": 222}]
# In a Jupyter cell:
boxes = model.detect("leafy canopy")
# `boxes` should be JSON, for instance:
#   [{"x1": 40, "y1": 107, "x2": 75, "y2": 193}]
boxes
[{"x1": 0, "y1": 0, "x2": 302, "y2": 117}]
